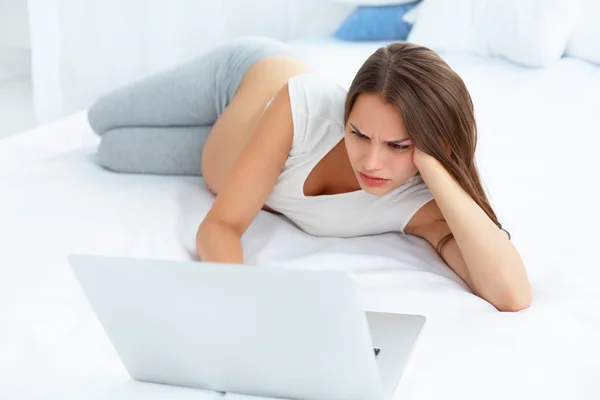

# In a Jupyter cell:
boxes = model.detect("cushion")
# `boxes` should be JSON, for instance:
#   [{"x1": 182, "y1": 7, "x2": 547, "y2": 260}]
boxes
[
  {"x1": 407, "y1": 0, "x2": 582, "y2": 68},
  {"x1": 334, "y1": 2, "x2": 421, "y2": 41},
  {"x1": 565, "y1": 0, "x2": 600, "y2": 65}
]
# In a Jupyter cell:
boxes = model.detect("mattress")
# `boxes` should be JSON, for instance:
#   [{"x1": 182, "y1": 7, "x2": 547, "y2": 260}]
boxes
[{"x1": 2, "y1": 38, "x2": 600, "y2": 400}]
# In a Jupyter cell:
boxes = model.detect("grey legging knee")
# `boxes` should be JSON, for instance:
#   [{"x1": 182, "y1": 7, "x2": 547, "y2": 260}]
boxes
[{"x1": 87, "y1": 36, "x2": 296, "y2": 176}]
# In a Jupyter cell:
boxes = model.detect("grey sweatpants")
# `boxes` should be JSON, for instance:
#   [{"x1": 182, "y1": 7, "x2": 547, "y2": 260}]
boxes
[{"x1": 87, "y1": 36, "x2": 296, "y2": 176}]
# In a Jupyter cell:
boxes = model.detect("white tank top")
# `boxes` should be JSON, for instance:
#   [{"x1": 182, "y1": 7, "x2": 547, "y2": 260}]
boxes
[{"x1": 264, "y1": 72, "x2": 434, "y2": 238}]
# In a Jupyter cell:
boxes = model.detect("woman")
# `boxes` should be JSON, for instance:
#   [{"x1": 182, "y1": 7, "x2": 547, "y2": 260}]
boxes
[{"x1": 88, "y1": 36, "x2": 531, "y2": 312}]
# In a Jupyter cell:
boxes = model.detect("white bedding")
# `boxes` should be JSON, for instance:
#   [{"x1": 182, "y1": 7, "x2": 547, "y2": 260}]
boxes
[{"x1": 2, "y1": 38, "x2": 600, "y2": 400}]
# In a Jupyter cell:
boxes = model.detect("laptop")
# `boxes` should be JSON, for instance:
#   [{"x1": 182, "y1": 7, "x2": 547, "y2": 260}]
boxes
[{"x1": 68, "y1": 254, "x2": 426, "y2": 400}]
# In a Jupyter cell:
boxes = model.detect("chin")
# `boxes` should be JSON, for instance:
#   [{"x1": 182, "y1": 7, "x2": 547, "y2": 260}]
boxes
[{"x1": 359, "y1": 182, "x2": 392, "y2": 196}]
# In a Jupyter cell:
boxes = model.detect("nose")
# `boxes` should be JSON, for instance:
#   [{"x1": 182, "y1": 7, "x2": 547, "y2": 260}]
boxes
[{"x1": 363, "y1": 145, "x2": 384, "y2": 172}]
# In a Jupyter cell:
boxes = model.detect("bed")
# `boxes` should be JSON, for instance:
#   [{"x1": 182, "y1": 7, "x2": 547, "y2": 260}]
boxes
[{"x1": 2, "y1": 38, "x2": 600, "y2": 400}]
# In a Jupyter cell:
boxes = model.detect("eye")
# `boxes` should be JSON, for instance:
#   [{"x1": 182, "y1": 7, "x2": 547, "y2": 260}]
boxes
[
  {"x1": 388, "y1": 143, "x2": 411, "y2": 151},
  {"x1": 351, "y1": 129, "x2": 368, "y2": 140}
]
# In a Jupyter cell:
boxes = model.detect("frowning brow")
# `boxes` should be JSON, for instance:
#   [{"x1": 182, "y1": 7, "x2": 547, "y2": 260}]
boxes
[{"x1": 349, "y1": 123, "x2": 411, "y2": 144}]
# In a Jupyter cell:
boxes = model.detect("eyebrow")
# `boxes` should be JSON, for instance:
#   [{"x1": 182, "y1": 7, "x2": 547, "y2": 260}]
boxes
[{"x1": 350, "y1": 123, "x2": 411, "y2": 144}]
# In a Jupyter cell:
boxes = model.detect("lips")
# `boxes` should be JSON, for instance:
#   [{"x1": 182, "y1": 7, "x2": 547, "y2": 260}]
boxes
[
  {"x1": 360, "y1": 172, "x2": 385, "y2": 180},
  {"x1": 358, "y1": 171, "x2": 389, "y2": 187}
]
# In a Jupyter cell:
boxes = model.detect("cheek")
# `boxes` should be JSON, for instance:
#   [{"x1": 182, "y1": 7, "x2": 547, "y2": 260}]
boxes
[
  {"x1": 391, "y1": 152, "x2": 418, "y2": 180},
  {"x1": 344, "y1": 136, "x2": 362, "y2": 162}
]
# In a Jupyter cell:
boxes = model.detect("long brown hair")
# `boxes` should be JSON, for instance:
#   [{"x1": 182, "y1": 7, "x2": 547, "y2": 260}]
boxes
[{"x1": 345, "y1": 42, "x2": 508, "y2": 251}]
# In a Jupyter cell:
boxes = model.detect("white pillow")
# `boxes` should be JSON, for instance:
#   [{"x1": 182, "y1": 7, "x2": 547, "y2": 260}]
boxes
[
  {"x1": 401, "y1": 2, "x2": 422, "y2": 24},
  {"x1": 407, "y1": 0, "x2": 582, "y2": 68},
  {"x1": 565, "y1": 0, "x2": 600, "y2": 65}
]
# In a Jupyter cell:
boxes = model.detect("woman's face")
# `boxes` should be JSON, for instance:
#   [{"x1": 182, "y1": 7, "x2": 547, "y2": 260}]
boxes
[{"x1": 344, "y1": 93, "x2": 418, "y2": 196}]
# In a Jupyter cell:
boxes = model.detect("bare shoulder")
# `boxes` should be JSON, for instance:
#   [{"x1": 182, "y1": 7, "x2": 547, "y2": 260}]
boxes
[
  {"x1": 404, "y1": 199, "x2": 450, "y2": 245},
  {"x1": 405, "y1": 199, "x2": 443, "y2": 230}
]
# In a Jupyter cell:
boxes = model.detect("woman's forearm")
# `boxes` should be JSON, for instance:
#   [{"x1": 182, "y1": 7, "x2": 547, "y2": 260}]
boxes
[
  {"x1": 417, "y1": 157, "x2": 531, "y2": 309},
  {"x1": 196, "y1": 220, "x2": 244, "y2": 264}
]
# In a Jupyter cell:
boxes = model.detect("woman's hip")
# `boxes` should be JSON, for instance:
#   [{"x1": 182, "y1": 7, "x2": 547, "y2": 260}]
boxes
[{"x1": 209, "y1": 36, "x2": 303, "y2": 114}]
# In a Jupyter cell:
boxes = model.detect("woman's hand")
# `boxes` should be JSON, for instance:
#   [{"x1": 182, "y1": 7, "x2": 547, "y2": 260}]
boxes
[
  {"x1": 412, "y1": 147, "x2": 427, "y2": 169},
  {"x1": 412, "y1": 147, "x2": 443, "y2": 175},
  {"x1": 412, "y1": 141, "x2": 451, "y2": 171}
]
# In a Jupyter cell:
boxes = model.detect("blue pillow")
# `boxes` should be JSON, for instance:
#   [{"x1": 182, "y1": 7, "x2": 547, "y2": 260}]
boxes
[{"x1": 334, "y1": 3, "x2": 420, "y2": 41}]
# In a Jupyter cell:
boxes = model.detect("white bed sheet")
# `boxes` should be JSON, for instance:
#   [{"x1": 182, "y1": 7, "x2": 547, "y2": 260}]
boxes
[{"x1": 2, "y1": 38, "x2": 600, "y2": 400}]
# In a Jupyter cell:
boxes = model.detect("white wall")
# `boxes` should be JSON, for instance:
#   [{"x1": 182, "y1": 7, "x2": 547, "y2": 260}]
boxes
[
  {"x1": 0, "y1": 0, "x2": 31, "y2": 78},
  {"x1": 27, "y1": 0, "x2": 354, "y2": 124},
  {"x1": 0, "y1": 0, "x2": 31, "y2": 48}
]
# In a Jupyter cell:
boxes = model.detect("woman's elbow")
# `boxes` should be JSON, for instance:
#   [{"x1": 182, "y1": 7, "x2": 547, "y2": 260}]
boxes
[
  {"x1": 494, "y1": 284, "x2": 532, "y2": 312},
  {"x1": 493, "y1": 257, "x2": 531, "y2": 312}
]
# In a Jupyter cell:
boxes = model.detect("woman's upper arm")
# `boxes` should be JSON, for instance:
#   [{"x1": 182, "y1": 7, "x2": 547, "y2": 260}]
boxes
[{"x1": 202, "y1": 83, "x2": 294, "y2": 235}]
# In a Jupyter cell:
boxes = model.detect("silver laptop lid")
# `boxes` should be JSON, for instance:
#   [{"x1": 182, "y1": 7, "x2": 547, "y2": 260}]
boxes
[{"x1": 68, "y1": 254, "x2": 387, "y2": 400}]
